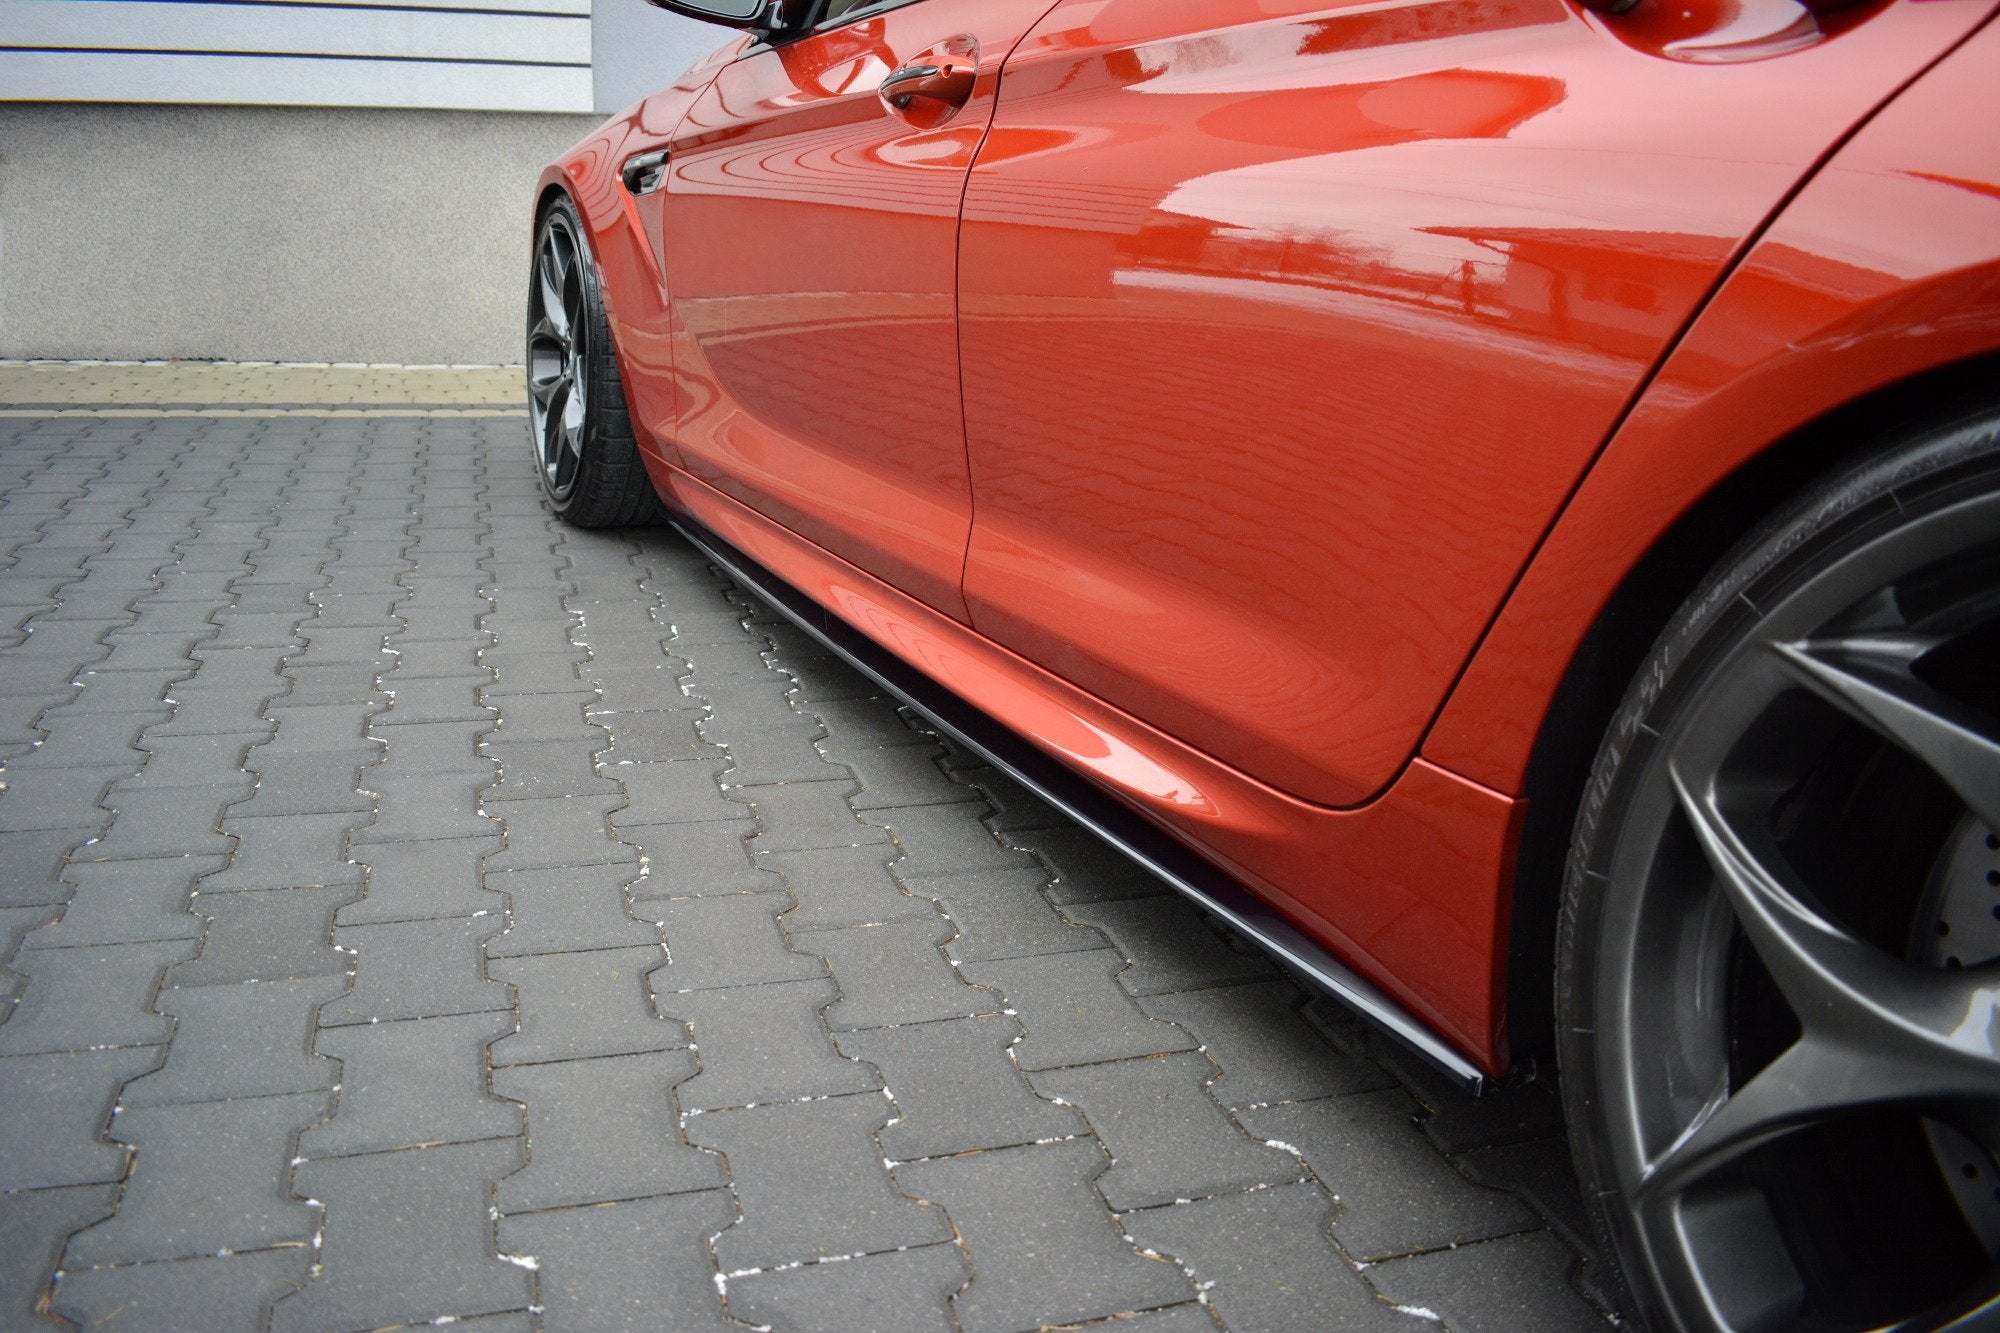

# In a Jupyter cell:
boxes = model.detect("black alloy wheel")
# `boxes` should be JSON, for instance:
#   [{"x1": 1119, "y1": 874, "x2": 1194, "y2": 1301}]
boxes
[
  {"x1": 1559, "y1": 407, "x2": 2000, "y2": 1332},
  {"x1": 525, "y1": 197, "x2": 663, "y2": 527}
]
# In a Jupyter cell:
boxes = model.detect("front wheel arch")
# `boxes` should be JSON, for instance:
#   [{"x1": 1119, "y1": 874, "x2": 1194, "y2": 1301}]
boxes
[{"x1": 1504, "y1": 351, "x2": 2000, "y2": 1074}]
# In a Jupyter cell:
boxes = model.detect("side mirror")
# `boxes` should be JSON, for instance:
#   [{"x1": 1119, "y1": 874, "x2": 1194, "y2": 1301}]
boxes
[{"x1": 644, "y1": 0, "x2": 770, "y2": 28}]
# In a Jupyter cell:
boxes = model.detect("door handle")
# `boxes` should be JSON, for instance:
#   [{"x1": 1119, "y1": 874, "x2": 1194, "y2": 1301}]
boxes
[
  {"x1": 879, "y1": 58, "x2": 974, "y2": 111},
  {"x1": 621, "y1": 149, "x2": 669, "y2": 195}
]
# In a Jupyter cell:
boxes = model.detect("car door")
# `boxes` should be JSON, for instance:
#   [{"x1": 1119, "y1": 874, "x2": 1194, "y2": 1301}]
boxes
[
  {"x1": 954, "y1": 0, "x2": 1990, "y2": 807},
  {"x1": 661, "y1": 0, "x2": 1057, "y2": 621}
]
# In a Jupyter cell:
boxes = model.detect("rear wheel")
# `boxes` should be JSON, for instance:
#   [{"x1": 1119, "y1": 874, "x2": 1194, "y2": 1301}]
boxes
[
  {"x1": 1558, "y1": 408, "x2": 2000, "y2": 1331},
  {"x1": 527, "y1": 196, "x2": 664, "y2": 527}
]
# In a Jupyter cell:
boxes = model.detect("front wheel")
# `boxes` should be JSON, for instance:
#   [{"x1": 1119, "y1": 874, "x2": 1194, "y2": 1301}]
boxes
[
  {"x1": 526, "y1": 196, "x2": 665, "y2": 527},
  {"x1": 1558, "y1": 407, "x2": 2000, "y2": 1331}
]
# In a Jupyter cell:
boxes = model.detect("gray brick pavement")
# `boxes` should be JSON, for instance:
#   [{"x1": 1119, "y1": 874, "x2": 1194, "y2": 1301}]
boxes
[{"x1": 0, "y1": 397, "x2": 1611, "y2": 1331}]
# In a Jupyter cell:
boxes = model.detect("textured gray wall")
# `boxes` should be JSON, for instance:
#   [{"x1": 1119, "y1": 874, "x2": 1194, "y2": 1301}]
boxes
[
  {"x1": 0, "y1": 103, "x2": 605, "y2": 364},
  {"x1": 593, "y1": 0, "x2": 726, "y2": 113}
]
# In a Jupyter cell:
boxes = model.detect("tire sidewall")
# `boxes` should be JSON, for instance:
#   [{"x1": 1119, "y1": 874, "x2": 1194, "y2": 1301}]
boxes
[
  {"x1": 1556, "y1": 407, "x2": 2000, "y2": 1331},
  {"x1": 529, "y1": 197, "x2": 618, "y2": 518}
]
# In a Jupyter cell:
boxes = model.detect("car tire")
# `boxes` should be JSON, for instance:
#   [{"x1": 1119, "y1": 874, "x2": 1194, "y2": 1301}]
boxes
[
  {"x1": 1557, "y1": 406, "x2": 2000, "y2": 1331},
  {"x1": 526, "y1": 195, "x2": 665, "y2": 528}
]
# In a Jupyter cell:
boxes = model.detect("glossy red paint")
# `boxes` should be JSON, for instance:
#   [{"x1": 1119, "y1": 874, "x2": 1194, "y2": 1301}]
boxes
[
  {"x1": 539, "y1": 0, "x2": 2000, "y2": 1076},
  {"x1": 539, "y1": 38, "x2": 752, "y2": 466},
  {"x1": 661, "y1": 460, "x2": 1524, "y2": 1063},
  {"x1": 1424, "y1": 14, "x2": 2000, "y2": 793},
  {"x1": 953, "y1": 0, "x2": 1991, "y2": 808},
  {"x1": 656, "y1": 0, "x2": 1058, "y2": 621}
]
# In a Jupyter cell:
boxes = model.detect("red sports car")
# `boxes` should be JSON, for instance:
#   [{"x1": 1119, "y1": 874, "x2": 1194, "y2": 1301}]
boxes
[{"x1": 528, "y1": 0, "x2": 2000, "y2": 1324}]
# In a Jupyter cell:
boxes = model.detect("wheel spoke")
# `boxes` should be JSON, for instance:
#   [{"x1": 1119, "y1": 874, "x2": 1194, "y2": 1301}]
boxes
[
  {"x1": 562, "y1": 372, "x2": 587, "y2": 458},
  {"x1": 1771, "y1": 637, "x2": 2000, "y2": 832},
  {"x1": 540, "y1": 379, "x2": 569, "y2": 473},
  {"x1": 1639, "y1": 1037, "x2": 1843, "y2": 1202},
  {"x1": 1652, "y1": 766, "x2": 2000, "y2": 1202},
  {"x1": 539, "y1": 243, "x2": 572, "y2": 343}
]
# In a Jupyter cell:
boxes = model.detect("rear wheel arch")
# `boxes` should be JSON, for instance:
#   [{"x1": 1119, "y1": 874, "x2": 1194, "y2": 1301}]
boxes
[{"x1": 1503, "y1": 349, "x2": 2000, "y2": 1071}]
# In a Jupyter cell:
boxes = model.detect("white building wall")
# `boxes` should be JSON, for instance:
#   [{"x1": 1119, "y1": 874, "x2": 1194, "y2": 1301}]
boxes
[{"x1": 0, "y1": 0, "x2": 728, "y2": 360}]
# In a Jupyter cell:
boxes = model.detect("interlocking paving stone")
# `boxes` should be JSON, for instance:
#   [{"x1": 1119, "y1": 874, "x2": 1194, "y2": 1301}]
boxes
[
  {"x1": 52, "y1": 1248, "x2": 311, "y2": 1333},
  {"x1": 336, "y1": 834, "x2": 504, "y2": 924},
  {"x1": 488, "y1": 946, "x2": 680, "y2": 1066},
  {"x1": 486, "y1": 863, "x2": 660, "y2": 957},
  {"x1": 620, "y1": 818, "x2": 773, "y2": 898},
  {"x1": 481, "y1": 652, "x2": 588, "y2": 698},
  {"x1": 1095, "y1": 1303, "x2": 1223, "y2": 1331},
  {"x1": 593, "y1": 708, "x2": 719, "y2": 765},
  {"x1": 355, "y1": 771, "x2": 498, "y2": 844},
  {"x1": 124, "y1": 977, "x2": 345, "y2": 1106},
  {"x1": 0, "y1": 408, "x2": 1609, "y2": 1331},
  {"x1": 1415, "y1": 1073, "x2": 1568, "y2": 1155},
  {"x1": 0, "y1": 827, "x2": 84, "y2": 908},
  {"x1": 863, "y1": 803, "x2": 1030, "y2": 877},
  {"x1": 1364, "y1": 1229, "x2": 1610, "y2": 1331},
  {"x1": 0, "y1": 1184, "x2": 119, "y2": 1330},
  {"x1": 230, "y1": 753, "x2": 377, "y2": 818},
  {"x1": 23, "y1": 854, "x2": 221, "y2": 947},
  {"x1": 364, "y1": 719, "x2": 490, "y2": 776},
  {"x1": 819, "y1": 738, "x2": 975, "y2": 811},
  {"x1": 728, "y1": 1241, "x2": 968, "y2": 1333},
  {"x1": 689, "y1": 1091, "x2": 951, "y2": 1269},
  {"x1": 1029, "y1": 1052, "x2": 1301, "y2": 1210},
  {"x1": 273, "y1": 1139, "x2": 531, "y2": 1333},
  {"x1": 789, "y1": 696, "x2": 937, "y2": 749},
  {"x1": 896, "y1": 1139, "x2": 1193, "y2": 1333},
  {"x1": 500, "y1": 1190, "x2": 738, "y2": 1333},
  {"x1": 1238, "y1": 1091, "x2": 1538, "y2": 1262},
  {"x1": 761, "y1": 842, "x2": 929, "y2": 929},
  {"x1": 0, "y1": 764, "x2": 125, "y2": 833},
  {"x1": 372, "y1": 677, "x2": 494, "y2": 726},
  {"x1": 0, "y1": 903, "x2": 55, "y2": 990},
  {"x1": 647, "y1": 892, "x2": 825, "y2": 993},
  {"x1": 170, "y1": 886, "x2": 358, "y2": 987},
  {"x1": 835, "y1": 1014, "x2": 1083, "y2": 1161},
  {"x1": 959, "y1": 950, "x2": 1198, "y2": 1071},
  {"x1": 1121, "y1": 1183, "x2": 1423, "y2": 1332},
  {"x1": 906, "y1": 865, "x2": 1109, "y2": 963},
  {"x1": 482, "y1": 795, "x2": 635, "y2": 870},
  {"x1": 952, "y1": 767, "x2": 1069, "y2": 834},
  {"x1": 492, "y1": 1050, "x2": 722, "y2": 1211},
  {"x1": 1139, "y1": 980, "x2": 1396, "y2": 1108},
  {"x1": 1057, "y1": 897, "x2": 1278, "y2": 996},
  {"x1": 146, "y1": 685, "x2": 279, "y2": 739},
  {"x1": 611, "y1": 758, "x2": 746, "y2": 828},
  {"x1": 301, "y1": 1011, "x2": 521, "y2": 1157},
  {"x1": 1007, "y1": 825, "x2": 1169, "y2": 904},
  {"x1": 479, "y1": 691, "x2": 599, "y2": 744},
  {"x1": 88, "y1": 784, "x2": 239, "y2": 859},
  {"x1": 322, "y1": 916, "x2": 510, "y2": 1024},
  {"x1": 0, "y1": 939, "x2": 191, "y2": 1054},
  {"x1": 659, "y1": 978, "x2": 880, "y2": 1110},
  {"x1": 482, "y1": 740, "x2": 621, "y2": 801},
  {"x1": 741, "y1": 780, "x2": 894, "y2": 853},
  {"x1": 700, "y1": 716, "x2": 845, "y2": 787},
  {"x1": 8, "y1": 708, "x2": 163, "y2": 771},
  {"x1": 804, "y1": 918, "x2": 990, "y2": 1030},
  {"x1": 66, "y1": 1091, "x2": 328, "y2": 1264},
  {"x1": 197, "y1": 813, "x2": 368, "y2": 894}
]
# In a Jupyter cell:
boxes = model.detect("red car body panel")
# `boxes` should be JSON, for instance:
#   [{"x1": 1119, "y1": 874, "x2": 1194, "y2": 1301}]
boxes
[
  {"x1": 952, "y1": 0, "x2": 1990, "y2": 809},
  {"x1": 655, "y1": 0, "x2": 1060, "y2": 621},
  {"x1": 540, "y1": 38, "x2": 753, "y2": 466},
  {"x1": 661, "y1": 460, "x2": 1525, "y2": 1063},
  {"x1": 1427, "y1": 17, "x2": 2000, "y2": 793},
  {"x1": 540, "y1": 0, "x2": 2000, "y2": 1075}
]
